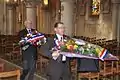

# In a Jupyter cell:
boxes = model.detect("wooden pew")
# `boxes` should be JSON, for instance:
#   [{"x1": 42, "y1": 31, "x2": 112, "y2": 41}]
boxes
[{"x1": 0, "y1": 69, "x2": 20, "y2": 80}]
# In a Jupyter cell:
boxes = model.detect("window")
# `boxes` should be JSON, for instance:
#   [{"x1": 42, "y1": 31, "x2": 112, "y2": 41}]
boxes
[{"x1": 92, "y1": 0, "x2": 100, "y2": 15}]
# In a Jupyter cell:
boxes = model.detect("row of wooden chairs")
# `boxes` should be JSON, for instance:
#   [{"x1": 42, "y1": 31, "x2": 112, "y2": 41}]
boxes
[
  {"x1": 0, "y1": 35, "x2": 21, "y2": 80},
  {"x1": 0, "y1": 35, "x2": 21, "y2": 64},
  {"x1": 0, "y1": 35, "x2": 48, "y2": 78},
  {"x1": 36, "y1": 56, "x2": 120, "y2": 80},
  {"x1": 75, "y1": 60, "x2": 120, "y2": 80}
]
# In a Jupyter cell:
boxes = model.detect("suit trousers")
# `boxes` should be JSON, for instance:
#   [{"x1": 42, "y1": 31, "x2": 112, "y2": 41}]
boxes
[
  {"x1": 47, "y1": 60, "x2": 71, "y2": 80},
  {"x1": 20, "y1": 58, "x2": 36, "y2": 80}
]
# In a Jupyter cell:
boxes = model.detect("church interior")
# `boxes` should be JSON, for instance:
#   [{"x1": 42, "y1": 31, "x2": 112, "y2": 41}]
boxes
[{"x1": 0, "y1": 0, "x2": 120, "y2": 80}]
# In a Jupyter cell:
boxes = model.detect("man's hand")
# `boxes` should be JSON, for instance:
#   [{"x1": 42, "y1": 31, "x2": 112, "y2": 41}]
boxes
[
  {"x1": 52, "y1": 50, "x2": 60, "y2": 60},
  {"x1": 59, "y1": 41, "x2": 64, "y2": 46},
  {"x1": 52, "y1": 50, "x2": 60, "y2": 57}
]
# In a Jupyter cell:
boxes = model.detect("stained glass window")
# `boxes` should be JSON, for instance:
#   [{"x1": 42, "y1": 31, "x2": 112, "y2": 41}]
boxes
[{"x1": 92, "y1": 0, "x2": 100, "y2": 15}]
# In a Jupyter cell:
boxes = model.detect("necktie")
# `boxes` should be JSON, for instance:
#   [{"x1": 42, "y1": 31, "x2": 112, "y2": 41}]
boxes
[
  {"x1": 60, "y1": 37, "x2": 63, "y2": 42},
  {"x1": 28, "y1": 29, "x2": 31, "y2": 33},
  {"x1": 57, "y1": 36, "x2": 66, "y2": 62},
  {"x1": 56, "y1": 37, "x2": 63, "y2": 62}
]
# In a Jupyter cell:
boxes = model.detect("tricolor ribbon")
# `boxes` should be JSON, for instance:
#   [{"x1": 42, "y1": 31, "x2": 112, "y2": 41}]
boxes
[
  {"x1": 19, "y1": 33, "x2": 45, "y2": 46},
  {"x1": 99, "y1": 48, "x2": 108, "y2": 60},
  {"x1": 96, "y1": 48, "x2": 109, "y2": 60}
]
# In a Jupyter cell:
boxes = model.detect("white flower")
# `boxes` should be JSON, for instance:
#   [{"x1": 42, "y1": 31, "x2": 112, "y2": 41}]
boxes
[
  {"x1": 72, "y1": 38, "x2": 85, "y2": 45},
  {"x1": 87, "y1": 44, "x2": 91, "y2": 48},
  {"x1": 79, "y1": 47, "x2": 84, "y2": 54}
]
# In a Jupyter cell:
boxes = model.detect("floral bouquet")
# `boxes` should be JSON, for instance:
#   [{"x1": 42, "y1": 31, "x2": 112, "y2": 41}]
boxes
[
  {"x1": 19, "y1": 30, "x2": 46, "y2": 47},
  {"x1": 60, "y1": 39, "x2": 80, "y2": 53},
  {"x1": 55, "y1": 38, "x2": 118, "y2": 61}
]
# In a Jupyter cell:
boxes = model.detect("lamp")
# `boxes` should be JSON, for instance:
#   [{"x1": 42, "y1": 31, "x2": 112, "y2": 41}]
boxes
[
  {"x1": 43, "y1": 0, "x2": 48, "y2": 5},
  {"x1": 41, "y1": 0, "x2": 49, "y2": 10}
]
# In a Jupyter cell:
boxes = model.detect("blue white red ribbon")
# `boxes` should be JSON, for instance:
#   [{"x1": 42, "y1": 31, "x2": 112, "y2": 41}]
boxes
[
  {"x1": 19, "y1": 32, "x2": 45, "y2": 46},
  {"x1": 99, "y1": 48, "x2": 108, "y2": 60}
]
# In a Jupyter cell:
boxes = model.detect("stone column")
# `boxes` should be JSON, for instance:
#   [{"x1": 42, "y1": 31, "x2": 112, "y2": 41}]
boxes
[
  {"x1": 111, "y1": 0, "x2": 120, "y2": 41},
  {"x1": 3, "y1": 2, "x2": 7, "y2": 35},
  {"x1": 60, "y1": 0, "x2": 74, "y2": 36},
  {"x1": 26, "y1": 2, "x2": 36, "y2": 29},
  {"x1": 0, "y1": 3, "x2": 5, "y2": 35},
  {"x1": 6, "y1": 5, "x2": 14, "y2": 35}
]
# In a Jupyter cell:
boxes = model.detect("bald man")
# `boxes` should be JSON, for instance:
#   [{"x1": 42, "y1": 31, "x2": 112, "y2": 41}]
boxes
[{"x1": 19, "y1": 20, "x2": 37, "y2": 80}]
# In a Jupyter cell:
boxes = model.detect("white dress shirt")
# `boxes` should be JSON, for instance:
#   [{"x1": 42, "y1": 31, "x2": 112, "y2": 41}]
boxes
[
  {"x1": 27, "y1": 28, "x2": 31, "y2": 33},
  {"x1": 56, "y1": 34, "x2": 63, "y2": 41},
  {"x1": 56, "y1": 34, "x2": 66, "y2": 61}
]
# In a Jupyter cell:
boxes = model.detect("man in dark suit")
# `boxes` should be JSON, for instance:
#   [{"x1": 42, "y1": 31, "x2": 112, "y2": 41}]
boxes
[
  {"x1": 40, "y1": 22, "x2": 71, "y2": 80},
  {"x1": 19, "y1": 20, "x2": 37, "y2": 80}
]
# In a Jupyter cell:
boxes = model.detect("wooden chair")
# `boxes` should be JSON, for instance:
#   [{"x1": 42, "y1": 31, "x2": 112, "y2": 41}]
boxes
[
  {"x1": 0, "y1": 38, "x2": 6, "y2": 54},
  {"x1": 78, "y1": 72, "x2": 100, "y2": 80},
  {"x1": 0, "y1": 69, "x2": 20, "y2": 80},
  {"x1": 70, "y1": 59, "x2": 78, "y2": 80},
  {"x1": 113, "y1": 57, "x2": 120, "y2": 75},
  {"x1": 4, "y1": 41, "x2": 21, "y2": 63},
  {"x1": 4, "y1": 41, "x2": 15, "y2": 61},
  {"x1": 37, "y1": 54, "x2": 49, "y2": 74},
  {"x1": 99, "y1": 60, "x2": 115, "y2": 79},
  {"x1": 11, "y1": 44, "x2": 21, "y2": 63}
]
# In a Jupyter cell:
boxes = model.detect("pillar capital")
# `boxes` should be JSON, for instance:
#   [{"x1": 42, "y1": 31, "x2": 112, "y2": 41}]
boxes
[
  {"x1": 6, "y1": 5, "x2": 14, "y2": 10},
  {"x1": 6, "y1": 3, "x2": 17, "y2": 10},
  {"x1": 25, "y1": 1, "x2": 37, "y2": 8}
]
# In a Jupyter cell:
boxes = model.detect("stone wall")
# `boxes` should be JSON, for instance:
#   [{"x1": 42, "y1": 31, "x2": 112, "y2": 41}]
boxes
[
  {"x1": 74, "y1": 0, "x2": 113, "y2": 40},
  {"x1": 0, "y1": 0, "x2": 119, "y2": 41}
]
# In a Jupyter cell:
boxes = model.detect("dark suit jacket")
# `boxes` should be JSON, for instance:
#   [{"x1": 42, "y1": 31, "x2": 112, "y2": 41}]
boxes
[
  {"x1": 40, "y1": 34, "x2": 70, "y2": 59},
  {"x1": 18, "y1": 28, "x2": 37, "y2": 60},
  {"x1": 40, "y1": 34, "x2": 70, "y2": 75}
]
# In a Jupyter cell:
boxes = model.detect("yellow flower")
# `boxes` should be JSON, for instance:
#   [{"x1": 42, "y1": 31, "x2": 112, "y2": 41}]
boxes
[
  {"x1": 67, "y1": 45, "x2": 70, "y2": 49},
  {"x1": 95, "y1": 48, "x2": 101, "y2": 54},
  {"x1": 65, "y1": 43, "x2": 69, "y2": 46},
  {"x1": 67, "y1": 45, "x2": 73, "y2": 50},
  {"x1": 74, "y1": 45, "x2": 78, "y2": 49}
]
